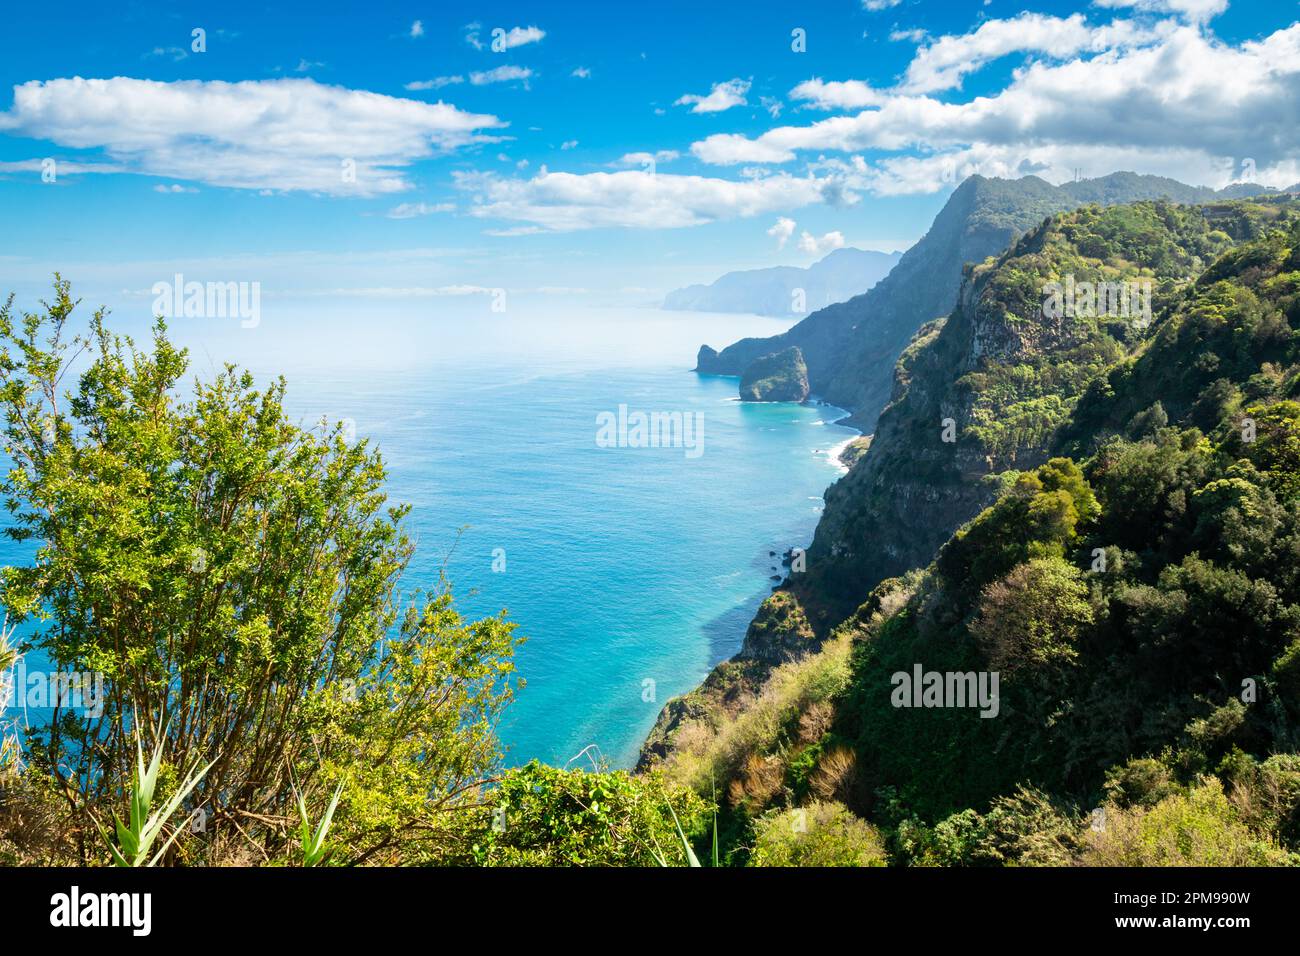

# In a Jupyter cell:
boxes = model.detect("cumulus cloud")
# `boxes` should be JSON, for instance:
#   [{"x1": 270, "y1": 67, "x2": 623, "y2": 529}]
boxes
[
  {"x1": 145, "y1": 47, "x2": 189, "y2": 62},
  {"x1": 457, "y1": 168, "x2": 849, "y2": 232},
  {"x1": 790, "y1": 79, "x2": 887, "y2": 110},
  {"x1": 901, "y1": 12, "x2": 1169, "y2": 93},
  {"x1": 0, "y1": 77, "x2": 505, "y2": 196},
  {"x1": 675, "y1": 78, "x2": 751, "y2": 114},
  {"x1": 767, "y1": 216, "x2": 796, "y2": 249},
  {"x1": 614, "y1": 150, "x2": 680, "y2": 168},
  {"x1": 469, "y1": 65, "x2": 532, "y2": 86},
  {"x1": 409, "y1": 20, "x2": 424, "y2": 39},
  {"x1": 405, "y1": 76, "x2": 464, "y2": 91},
  {"x1": 571, "y1": 67, "x2": 591, "y2": 78},
  {"x1": 0, "y1": 158, "x2": 125, "y2": 176},
  {"x1": 690, "y1": 22, "x2": 1300, "y2": 196},
  {"x1": 863, "y1": 0, "x2": 901, "y2": 9},
  {"x1": 797, "y1": 230, "x2": 846, "y2": 254},
  {"x1": 491, "y1": 26, "x2": 546, "y2": 50},
  {"x1": 1094, "y1": 0, "x2": 1228, "y2": 22},
  {"x1": 890, "y1": 28, "x2": 927, "y2": 44}
]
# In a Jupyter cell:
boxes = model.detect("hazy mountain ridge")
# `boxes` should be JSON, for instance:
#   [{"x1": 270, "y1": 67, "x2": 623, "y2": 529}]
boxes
[{"x1": 665, "y1": 247, "x2": 902, "y2": 318}]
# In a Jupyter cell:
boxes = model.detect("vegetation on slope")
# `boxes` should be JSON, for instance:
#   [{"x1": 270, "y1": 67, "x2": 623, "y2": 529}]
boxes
[
  {"x1": 651, "y1": 197, "x2": 1300, "y2": 867},
  {"x1": 697, "y1": 173, "x2": 1281, "y2": 434},
  {"x1": 0, "y1": 281, "x2": 708, "y2": 867},
  {"x1": 807, "y1": 197, "x2": 1289, "y2": 617},
  {"x1": 737, "y1": 346, "x2": 810, "y2": 402}
]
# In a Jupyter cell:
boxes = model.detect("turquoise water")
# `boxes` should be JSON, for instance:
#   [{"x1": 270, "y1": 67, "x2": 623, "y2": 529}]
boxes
[
  {"x1": 279, "y1": 362, "x2": 854, "y2": 767},
  {"x1": 1, "y1": 306, "x2": 855, "y2": 769}
]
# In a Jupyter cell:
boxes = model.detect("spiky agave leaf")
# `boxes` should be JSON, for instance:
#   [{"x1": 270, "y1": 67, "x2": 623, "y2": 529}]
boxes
[
  {"x1": 99, "y1": 718, "x2": 216, "y2": 866},
  {"x1": 298, "y1": 780, "x2": 345, "y2": 866},
  {"x1": 668, "y1": 803, "x2": 700, "y2": 867}
]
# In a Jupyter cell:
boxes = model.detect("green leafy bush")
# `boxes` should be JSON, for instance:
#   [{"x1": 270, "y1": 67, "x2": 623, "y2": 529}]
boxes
[
  {"x1": 1083, "y1": 778, "x2": 1294, "y2": 866},
  {"x1": 469, "y1": 761, "x2": 709, "y2": 867},
  {"x1": 749, "y1": 801, "x2": 886, "y2": 867}
]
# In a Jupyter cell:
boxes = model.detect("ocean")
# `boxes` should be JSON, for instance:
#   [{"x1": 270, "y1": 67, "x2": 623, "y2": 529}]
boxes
[{"x1": 1, "y1": 304, "x2": 856, "y2": 769}]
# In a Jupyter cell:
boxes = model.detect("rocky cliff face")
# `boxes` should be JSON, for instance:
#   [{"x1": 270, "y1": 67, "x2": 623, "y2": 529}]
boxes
[
  {"x1": 638, "y1": 592, "x2": 816, "y2": 769},
  {"x1": 651, "y1": 198, "x2": 1300, "y2": 851},
  {"x1": 806, "y1": 200, "x2": 1244, "y2": 609},
  {"x1": 738, "y1": 347, "x2": 809, "y2": 402},
  {"x1": 693, "y1": 175, "x2": 1080, "y2": 424},
  {"x1": 646, "y1": 195, "x2": 1297, "y2": 772},
  {"x1": 695, "y1": 174, "x2": 1280, "y2": 432}
]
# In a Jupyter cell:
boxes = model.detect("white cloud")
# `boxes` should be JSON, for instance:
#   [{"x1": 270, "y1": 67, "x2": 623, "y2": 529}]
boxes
[
  {"x1": 145, "y1": 47, "x2": 189, "y2": 62},
  {"x1": 0, "y1": 77, "x2": 505, "y2": 196},
  {"x1": 902, "y1": 12, "x2": 1168, "y2": 93},
  {"x1": 492, "y1": 26, "x2": 546, "y2": 50},
  {"x1": 153, "y1": 183, "x2": 197, "y2": 193},
  {"x1": 571, "y1": 67, "x2": 591, "y2": 78},
  {"x1": 691, "y1": 134, "x2": 798, "y2": 165},
  {"x1": 458, "y1": 168, "x2": 849, "y2": 232},
  {"x1": 469, "y1": 65, "x2": 533, "y2": 86},
  {"x1": 560, "y1": 140, "x2": 578, "y2": 150},
  {"x1": 863, "y1": 0, "x2": 900, "y2": 9},
  {"x1": 855, "y1": 142, "x2": 1300, "y2": 197},
  {"x1": 1094, "y1": 0, "x2": 1228, "y2": 22},
  {"x1": 405, "y1": 76, "x2": 464, "y2": 91},
  {"x1": 675, "y1": 78, "x2": 751, "y2": 114},
  {"x1": 386, "y1": 201, "x2": 454, "y2": 218},
  {"x1": 790, "y1": 78, "x2": 886, "y2": 110},
  {"x1": 767, "y1": 216, "x2": 796, "y2": 249},
  {"x1": 890, "y1": 29, "x2": 928, "y2": 44},
  {"x1": 0, "y1": 158, "x2": 125, "y2": 176},
  {"x1": 797, "y1": 230, "x2": 846, "y2": 254},
  {"x1": 689, "y1": 22, "x2": 1300, "y2": 193},
  {"x1": 409, "y1": 20, "x2": 424, "y2": 39},
  {"x1": 614, "y1": 150, "x2": 680, "y2": 168}
]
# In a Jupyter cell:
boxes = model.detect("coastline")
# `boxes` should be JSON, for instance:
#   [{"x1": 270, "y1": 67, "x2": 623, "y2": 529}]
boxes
[{"x1": 636, "y1": 391, "x2": 862, "y2": 768}]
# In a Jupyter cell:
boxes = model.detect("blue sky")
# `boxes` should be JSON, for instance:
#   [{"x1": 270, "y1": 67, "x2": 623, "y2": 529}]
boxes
[{"x1": 0, "y1": 0, "x2": 1297, "y2": 321}]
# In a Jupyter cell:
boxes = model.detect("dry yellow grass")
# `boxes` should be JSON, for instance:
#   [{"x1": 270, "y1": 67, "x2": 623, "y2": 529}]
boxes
[{"x1": 660, "y1": 632, "x2": 853, "y2": 797}]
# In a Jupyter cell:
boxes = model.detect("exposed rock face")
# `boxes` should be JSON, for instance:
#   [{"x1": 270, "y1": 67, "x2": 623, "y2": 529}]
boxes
[
  {"x1": 806, "y1": 199, "x2": 1254, "y2": 612},
  {"x1": 638, "y1": 591, "x2": 817, "y2": 769},
  {"x1": 838, "y1": 435, "x2": 873, "y2": 469},
  {"x1": 694, "y1": 344, "x2": 724, "y2": 374},
  {"x1": 736, "y1": 591, "x2": 816, "y2": 665},
  {"x1": 650, "y1": 180, "x2": 1292, "y2": 782},
  {"x1": 636, "y1": 658, "x2": 765, "y2": 771},
  {"x1": 693, "y1": 173, "x2": 1280, "y2": 432},
  {"x1": 738, "y1": 347, "x2": 809, "y2": 402}
]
